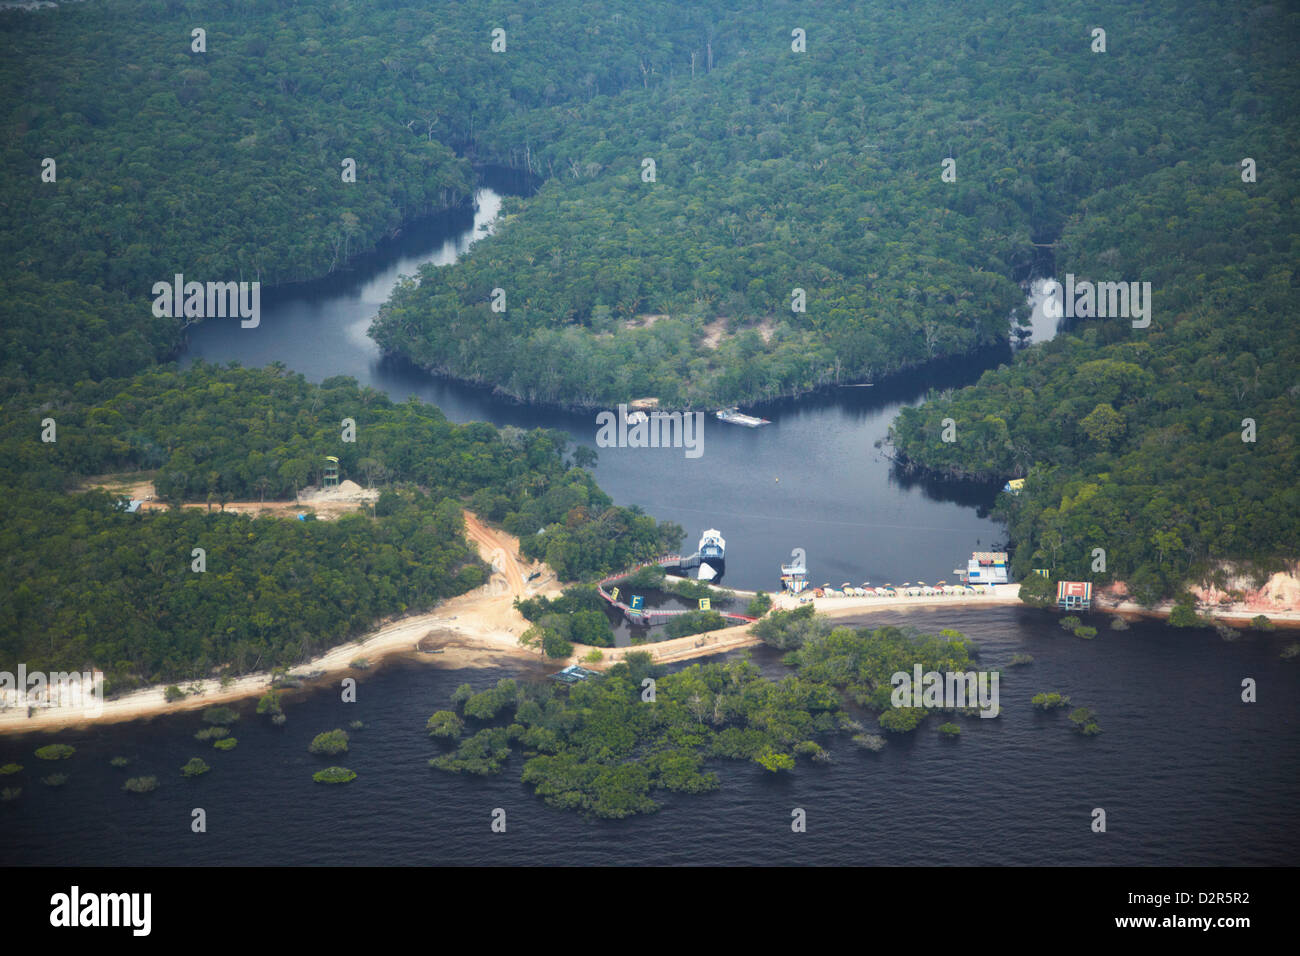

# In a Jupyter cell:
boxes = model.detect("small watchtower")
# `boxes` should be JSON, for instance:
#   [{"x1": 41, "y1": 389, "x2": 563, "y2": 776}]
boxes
[{"x1": 323, "y1": 456, "x2": 340, "y2": 488}]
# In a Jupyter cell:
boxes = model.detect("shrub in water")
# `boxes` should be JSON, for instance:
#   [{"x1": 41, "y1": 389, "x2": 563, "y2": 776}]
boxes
[
  {"x1": 1031, "y1": 692, "x2": 1071, "y2": 710},
  {"x1": 35, "y1": 744, "x2": 75, "y2": 760},
  {"x1": 308, "y1": 729, "x2": 349, "y2": 756},
  {"x1": 427, "y1": 710, "x2": 463, "y2": 740},
  {"x1": 313, "y1": 766, "x2": 356, "y2": 784},
  {"x1": 203, "y1": 706, "x2": 239, "y2": 725}
]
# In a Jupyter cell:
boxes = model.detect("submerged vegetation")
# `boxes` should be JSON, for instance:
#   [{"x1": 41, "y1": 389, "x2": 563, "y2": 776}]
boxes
[
  {"x1": 1032, "y1": 692, "x2": 1072, "y2": 711},
  {"x1": 180, "y1": 758, "x2": 210, "y2": 778},
  {"x1": 34, "y1": 744, "x2": 75, "y2": 761},
  {"x1": 308, "y1": 730, "x2": 349, "y2": 757},
  {"x1": 427, "y1": 614, "x2": 987, "y2": 817},
  {"x1": 1069, "y1": 708, "x2": 1103, "y2": 736},
  {"x1": 202, "y1": 707, "x2": 239, "y2": 726},
  {"x1": 122, "y1": 776, "x2": 158, "y2": 794},
  {"x1": 664, "y1": 610, "x2": 727, "y2": 640},
  {"x1": 257, "y1": 691, "x2": 283, "y2": 715},
  {"x1": 426, "y1": 711, "x2": 464, "y2": 740},
  {"x1": 313, "y1": 767, "x2": 357, "y2": 785}
]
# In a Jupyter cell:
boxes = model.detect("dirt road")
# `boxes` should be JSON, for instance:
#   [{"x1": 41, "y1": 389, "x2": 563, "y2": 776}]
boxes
[{"x1": 462, "y1": 511, "x2": 528, "y2": 596}]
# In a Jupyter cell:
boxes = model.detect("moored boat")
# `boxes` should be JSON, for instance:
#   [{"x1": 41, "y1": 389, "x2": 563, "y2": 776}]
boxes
[
  {"x1": 698, "y1": 528, "x2": 725, "y2": 580},
  {"x1": 715, "y1": 406, "x2": 771, "y2": 427}
]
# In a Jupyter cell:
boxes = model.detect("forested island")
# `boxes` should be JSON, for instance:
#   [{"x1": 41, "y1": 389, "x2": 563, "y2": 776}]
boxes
[{"x1": 427, "y1": 608, "x2": 982, "y2": 818}]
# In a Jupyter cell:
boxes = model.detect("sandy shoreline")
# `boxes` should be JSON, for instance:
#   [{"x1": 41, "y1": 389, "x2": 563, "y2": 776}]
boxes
[
  {"x1": 6, "y1": 542, "x2": 1297, "y2": 738},
  {"x1": 0, "y1": 513, "x2": 559, "y2": 738}
]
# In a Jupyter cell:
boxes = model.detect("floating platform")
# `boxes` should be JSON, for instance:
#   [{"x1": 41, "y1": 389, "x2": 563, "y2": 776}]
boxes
[{"x1": 716, "y1": 406, "x2": 771, "y2": 427}]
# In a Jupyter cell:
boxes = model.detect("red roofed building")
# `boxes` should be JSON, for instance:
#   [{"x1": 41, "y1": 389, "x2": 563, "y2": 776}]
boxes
[{"x1": 1057, "y1": 581, "x2": 1092, "y2": 610}]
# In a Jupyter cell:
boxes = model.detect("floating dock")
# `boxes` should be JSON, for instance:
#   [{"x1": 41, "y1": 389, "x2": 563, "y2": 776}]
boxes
[
  {"x1": 595, "y1": 556, "x2": 756, "y2": 627},
  {"x1": 716, "y1": 406, "x2": 771, "y2": 427}
]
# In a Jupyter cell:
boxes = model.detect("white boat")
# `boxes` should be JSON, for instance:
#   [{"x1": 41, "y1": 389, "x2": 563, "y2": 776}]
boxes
[
  {"x1": 698, "y1": 528, "x2": 725, "y2": 580},
  {"x1": 715, "y1": 406, "x2": 771, "y2": 427}
]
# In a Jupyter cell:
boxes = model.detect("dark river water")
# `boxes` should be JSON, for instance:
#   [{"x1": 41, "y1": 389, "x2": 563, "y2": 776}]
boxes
[
  {"x1": 3, "y1": 175, "x2": 1294, "y2": 866},
  {"x1": 3, "y1": 609, "x2": 1296, "y2": 866},
  {"x1": 178, "y1": 177, "x2": 1010, "y2": 591}
]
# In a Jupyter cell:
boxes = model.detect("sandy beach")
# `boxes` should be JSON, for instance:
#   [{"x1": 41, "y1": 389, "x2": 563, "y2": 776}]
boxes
[
  {"x1": 5, "y1": 517, "x2": 1297, "y2": 738},
  {"x1": 0, "y1": 512, "x2": 560, "y2": 737}
]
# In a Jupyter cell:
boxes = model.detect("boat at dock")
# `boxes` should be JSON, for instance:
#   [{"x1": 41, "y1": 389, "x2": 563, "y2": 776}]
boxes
[
  {"x1": 780, "y1": 557, "x2": 808, "y2": 594},
  {"x1": 716, "y1": 406, "x2": 771, "y2": 427},
  {"x1": 697, "y1": 528, "x2": 726, "y2": 580}
]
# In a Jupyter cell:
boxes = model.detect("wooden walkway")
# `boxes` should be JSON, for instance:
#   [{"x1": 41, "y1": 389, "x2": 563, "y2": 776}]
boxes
[{"x1": 596, "y1": 559, "x2": 757, "y2": 627}]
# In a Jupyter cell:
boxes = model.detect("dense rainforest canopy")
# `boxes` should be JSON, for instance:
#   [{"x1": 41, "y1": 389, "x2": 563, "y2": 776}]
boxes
[
  {"x1": 371, "y1": 0, "x2": 1297, "y2": 410},
  {"x1": 889, "y1": 152, "x2": 1299, "y2": 600},
  {"x1": 0, "y1": 366, "x2": 681, "y2": 689},
  {"x1": 0, "y1": 0, "x2": 1295, "y2": 691}
]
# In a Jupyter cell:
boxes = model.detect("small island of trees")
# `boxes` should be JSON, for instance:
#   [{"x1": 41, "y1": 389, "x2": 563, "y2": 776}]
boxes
[
  {"x1": 313, "y1": 767, "x2": 357, "y2": 784},
  {"x1": 34, "y1": 744, "x2": 75, "y2": 761},
  {"x1": 308, "y1": 730, "x2": 350, "y2": 756}
]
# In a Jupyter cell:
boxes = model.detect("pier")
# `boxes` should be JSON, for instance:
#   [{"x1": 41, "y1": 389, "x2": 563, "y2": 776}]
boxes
[{"x1": 595, "y1": 559, "x2": 757, "y2": 627}]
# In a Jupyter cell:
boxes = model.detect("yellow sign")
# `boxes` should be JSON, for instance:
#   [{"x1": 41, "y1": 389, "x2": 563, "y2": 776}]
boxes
[
  {"x1": 699, "y1": 598, "x2": 711, "y2": 611},
  {"x1": 610, "y1": 587, "x2": 620, "y2": 602}
]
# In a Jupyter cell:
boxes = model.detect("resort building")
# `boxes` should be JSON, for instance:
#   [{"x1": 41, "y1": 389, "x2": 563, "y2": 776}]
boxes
[
  {"x1": 964, "y1": 551, "x2": 1009, "y2": 585},
  {"x1": 1057, "y1": 581, "x2": 1093, "y2": 610}
]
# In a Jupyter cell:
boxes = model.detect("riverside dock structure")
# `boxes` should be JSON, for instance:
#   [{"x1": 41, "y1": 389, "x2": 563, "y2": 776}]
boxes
[{"x1": 596, "y1": 558, "x2": 758, "y2": 627}]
